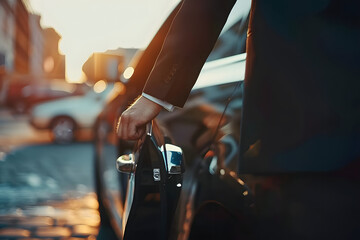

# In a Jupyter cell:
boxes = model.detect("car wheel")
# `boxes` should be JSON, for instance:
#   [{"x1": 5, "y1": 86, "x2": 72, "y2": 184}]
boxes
[{"x1": 51, "y1": 117, "x2": 76, "y2": 144}]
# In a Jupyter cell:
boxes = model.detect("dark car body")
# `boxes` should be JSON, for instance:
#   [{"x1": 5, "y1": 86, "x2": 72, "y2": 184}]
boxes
[{"x1": 94, "y1": 1, "x2": 253, "y2": 239}]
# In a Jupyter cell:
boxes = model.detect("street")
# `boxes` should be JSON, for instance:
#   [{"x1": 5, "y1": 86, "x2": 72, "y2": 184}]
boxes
[{"x1": 0, "y1": 108, "x2": 101, "y2": 239}]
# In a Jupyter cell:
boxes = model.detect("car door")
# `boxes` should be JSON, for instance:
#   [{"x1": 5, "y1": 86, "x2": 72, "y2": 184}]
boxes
[{"x1": 94, "y1": 1, "x2": 253, "y2": 239}]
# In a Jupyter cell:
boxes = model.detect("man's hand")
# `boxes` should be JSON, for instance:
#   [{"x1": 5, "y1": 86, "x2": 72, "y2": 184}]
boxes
[{"x1": 117, "y1": 96, "x2": 162, "y2": 140}]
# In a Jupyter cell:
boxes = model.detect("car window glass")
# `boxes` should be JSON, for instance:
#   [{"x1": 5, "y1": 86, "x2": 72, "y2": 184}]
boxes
[{"x1": 207, "y1": 0, "x2": 251, "y2": 61}]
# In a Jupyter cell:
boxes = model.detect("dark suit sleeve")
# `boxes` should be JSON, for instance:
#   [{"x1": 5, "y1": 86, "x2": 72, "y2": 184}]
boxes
[{"x1": 143, "y1": 0, "x2": 237, "y2": 108}]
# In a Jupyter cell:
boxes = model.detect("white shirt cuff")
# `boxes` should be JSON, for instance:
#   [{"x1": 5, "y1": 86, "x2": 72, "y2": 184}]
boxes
[{"x1": 142, "y1": 93, "x2": 175, "y2": 112}]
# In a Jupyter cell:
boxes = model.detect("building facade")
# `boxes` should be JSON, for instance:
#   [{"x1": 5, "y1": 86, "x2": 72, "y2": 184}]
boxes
[
  {"x1": 0, "y1": 0, "x2": 64, "y2": 105},
  {"x1": 0, "y1": 0, "x2": 16, "y2": 74},
  {"x1": 82, "y1": 52, "x2": 125, "y2": 84},
  {"x1": 29, "y1": 13, "x2": 44, "y2": 77},
  {"x1": 43, "y1": 28, "x2": 65, "y2": 79}
]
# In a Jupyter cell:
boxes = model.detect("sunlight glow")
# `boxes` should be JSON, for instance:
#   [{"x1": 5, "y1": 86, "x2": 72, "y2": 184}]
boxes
[
  {"x1": 29, "y1": 0, "x2": 180, "y2": 83},
  {"x1": 43, "y1": 57, "x2": 54, "y2": 73}
]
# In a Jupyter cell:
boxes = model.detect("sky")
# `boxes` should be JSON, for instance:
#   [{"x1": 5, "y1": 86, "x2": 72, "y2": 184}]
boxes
[{"x1": 29, "y1": 0, "x2": 179, "y2": 82}]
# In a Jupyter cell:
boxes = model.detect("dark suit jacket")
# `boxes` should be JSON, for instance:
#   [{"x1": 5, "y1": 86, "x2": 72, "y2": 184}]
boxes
[{"x1": 143, "y1": 0, "x2": 360, "y2": 173}]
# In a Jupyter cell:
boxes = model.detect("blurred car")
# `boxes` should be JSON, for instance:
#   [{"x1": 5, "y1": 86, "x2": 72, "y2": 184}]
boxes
[
  {"x1": 94, "y1": 1, "x2": 253, "y2": 239},
  {"x1": 5, "y1": 80, "x2": 86, "y2": 114},
  {"x1": 29, "y1": 81, "x2": 117, "y2": 143}
]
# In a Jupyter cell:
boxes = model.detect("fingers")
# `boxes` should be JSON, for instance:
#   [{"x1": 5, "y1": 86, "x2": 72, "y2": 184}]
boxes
[
  {"x1": 127, "y1": 119, "x2": 146, "y2": 140},
  {"x1": 116, "y1": 96, "x2": 163, "y2": 141},
  {"x1": 117, "y1": 111, "x2": 146, "y2": 140}
]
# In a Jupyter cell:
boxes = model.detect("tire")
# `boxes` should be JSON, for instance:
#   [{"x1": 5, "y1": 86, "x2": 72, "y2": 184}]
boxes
[{"x1": 51, "y1": 116, "x2": 76, "y2": 144}]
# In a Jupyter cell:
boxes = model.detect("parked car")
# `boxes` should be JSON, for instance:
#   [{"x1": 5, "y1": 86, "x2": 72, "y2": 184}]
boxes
[
  {"x1": 29, "y1": 81, "x2": 117, "y2": 143},
  {"x1": 94, "y1": 1, "x2": 253, "y2": 239},
  {"x1": 5, "y1": 80, "x2": 85, "y2": 114}
]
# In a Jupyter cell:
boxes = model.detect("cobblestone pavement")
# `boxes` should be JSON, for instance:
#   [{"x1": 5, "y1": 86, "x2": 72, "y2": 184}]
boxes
[
  {"x1": 0, "y1": 108, "x2": 102, "y2": 239},
  {"x1": 0, "y1": 193, "x2": 100, "y2": 239}
]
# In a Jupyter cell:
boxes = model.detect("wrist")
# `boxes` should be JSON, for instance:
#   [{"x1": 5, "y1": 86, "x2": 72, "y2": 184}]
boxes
[
  {"x1": 137, "y1": 96, "x2": 162, "y2": 113},
  {"x1": 142, "y1": 93, "x2": 175, "y2": 112}
]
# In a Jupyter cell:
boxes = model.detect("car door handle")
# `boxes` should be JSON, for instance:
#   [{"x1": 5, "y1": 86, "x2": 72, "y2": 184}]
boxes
[{"x1": 116, "y1": 153, "x2": 136, "y2": 173}]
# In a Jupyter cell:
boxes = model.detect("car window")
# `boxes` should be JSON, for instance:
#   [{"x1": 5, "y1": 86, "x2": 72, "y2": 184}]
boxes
[{"x1": 207, "y1": 0, "x2": 251, "y2": 61}]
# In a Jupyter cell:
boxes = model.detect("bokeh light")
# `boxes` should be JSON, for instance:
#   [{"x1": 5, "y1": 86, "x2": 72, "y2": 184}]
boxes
[
  {"x1": 123, "y1": 67, "x2": 135, "y2": 80},
  {"x1": 93, "y1": 80, "x2": 107, "y2": 93}
]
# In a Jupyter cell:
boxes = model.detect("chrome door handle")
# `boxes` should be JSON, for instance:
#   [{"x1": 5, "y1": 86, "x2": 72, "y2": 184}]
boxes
[{"x1": 116, "y1": 153, "x2": 136, "y2": 173}]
